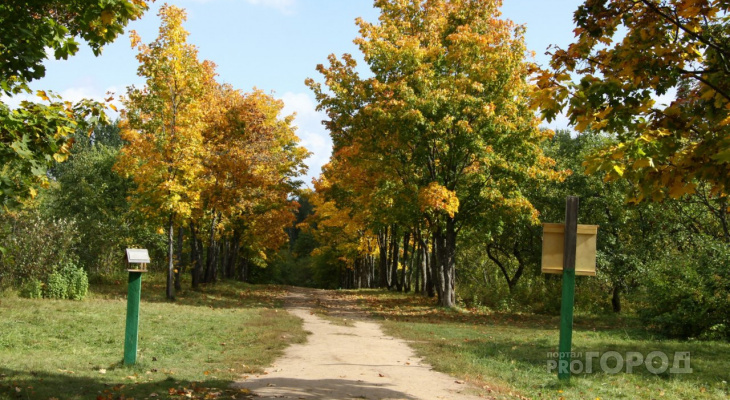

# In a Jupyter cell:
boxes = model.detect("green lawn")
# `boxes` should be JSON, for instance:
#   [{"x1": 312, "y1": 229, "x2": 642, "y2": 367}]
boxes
[
  {"x1": 343, "y1": 290, "x2": 730, "y2": 400},
  {"x1": 0, "y1": 275, "x2": 306, "y2": 400}
]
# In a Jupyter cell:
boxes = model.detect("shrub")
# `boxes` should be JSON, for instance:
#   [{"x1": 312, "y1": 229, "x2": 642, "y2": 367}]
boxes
[
  {"x1": 63, "y1": 263, "x2": 89, "y2": 300},
  {"x1": 640, "y1": 236, "x2": 730, "y2": 340},
  {"x1": 45, "y1": 270, "x2": 68, "y2": 299},
  {"x1": 19, "y1": 278, "x2": 43, "y2": 299},
  {"x1": 0, "y1": 209, "x2": 79, "y2": 288}
]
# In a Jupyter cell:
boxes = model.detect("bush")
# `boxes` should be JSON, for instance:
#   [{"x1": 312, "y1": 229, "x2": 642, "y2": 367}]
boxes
[
  {"x1": 41, "y1": 263, "x2": 89, "y2": 301},
  {"x1": 19, "y1": 278, "x2": 43, "y2": 299},
  {"x1": 0, "y1": 209, "x2": 79, "y2": 288},
  {"x1": 640, "y1": 236, "x2": 730, "y2": 340},
  {"x1": 63, "y1": 263, "x2": 89, "y2": 300},
  {"x1": 45, "y1": 270, "x2": 69, "y2": 299}
]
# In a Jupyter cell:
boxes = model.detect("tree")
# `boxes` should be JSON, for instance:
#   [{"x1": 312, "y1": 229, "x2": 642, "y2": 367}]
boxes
[
  {"x1": 308, "y1": 0, "x2": 559, "y2": 307},
  {"x1": 0, "y1": 0, "x2": 149, "y2": 210},
  {"x1": 115, "y1": 5, "x2": 213, "y2": 300},
  {"x1": 192, "y1": 86, "x2": 309, "y2": 286},
  {"x1": 534, "y1": 0, "x2": 730, "y2": 201},
  {"x1": 47, "y1": 123, "x2": 164, "y2": 275}
]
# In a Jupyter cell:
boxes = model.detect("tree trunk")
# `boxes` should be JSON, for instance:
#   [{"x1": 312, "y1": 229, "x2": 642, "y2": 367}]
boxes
[
  {"x1": 174, "y1": 224, "x2": 184, "y2": 291},
  {"x1": 190, "y1": 222, "x2": 203, "y2": 289},
  {"x1": 204, "y1": 212, "x2": 219, "y2": 283},
  {"x1": 166, "y1": 214, "x2": 175, "y2": 300},
  {"x1": 414, "y1": 231, "x2": 422, "y2": 294},
  {"x1": 612, "y1": 284, "x2": 622, "y2": 313},
  {"x1": 426, "y1": 235, "x2": 435, "y2": 298},
  {"x1": 378, "y1": 228, "x2": 389, "y2": 288},
  {"x1": 436, "y1": 218, "x2": 456, "y2": 308},
  {"x1": 432, "y1": 233, "x2": 443, "y2": 301},
  {"x1": 369, "y1": 255, "x2": 375, "y2": 288},
  {"x1": 401, "y1": 231, "x2": 410, "y2": 292},
  {"x1": 390, "y1": 226, "x2": 401, "y2": 291},
  {"x1": 238, "y1": 257, "x2": 249, "y2": 282},
  {"x1": 227, "y1": 230, "x2": 240, "y2": 279}
]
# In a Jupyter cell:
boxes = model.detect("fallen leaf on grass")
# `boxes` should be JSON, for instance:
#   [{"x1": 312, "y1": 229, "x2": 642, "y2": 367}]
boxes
[{"x1": 98, "y1": 369, "x2": 106, "y2": 374}]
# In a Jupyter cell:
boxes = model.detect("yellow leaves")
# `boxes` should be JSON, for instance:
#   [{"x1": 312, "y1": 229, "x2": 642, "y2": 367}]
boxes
[
  {"x1": 632, "y1": 158, "x2": 654, "y2": 169},
  {"x1": 612, "y1": 165, "x2": 625, "y2": 177},
  {"x1": 53, "y1": 152, "x2": 69, "y2": 163},
  {"x1": 36, "y1": 90, "x2": 50, "y2": 102},
  {"x1": 418, "y1": 182, "x2": 459, "y2": 218},
  {"x1": 595, "y1": 106, "x2": 612, "y2": 120},
  {"x1": 129, "y1": 30, "x2": 141, "y2": 48},
  {"x1": 669, "y1": 181, "x2": 697, "y2": 198},
  {"x1": 101, "y1": 10, "x2": 115, "y2": 25}
]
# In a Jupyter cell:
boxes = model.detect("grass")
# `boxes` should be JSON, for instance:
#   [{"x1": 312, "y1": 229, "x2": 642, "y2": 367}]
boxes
[
  {"x1": 346, "y1": 290, "x2": 730, "y2": 400},
  {"x1": 0, "y1": 273, "x2": 307, "y2": 400}
]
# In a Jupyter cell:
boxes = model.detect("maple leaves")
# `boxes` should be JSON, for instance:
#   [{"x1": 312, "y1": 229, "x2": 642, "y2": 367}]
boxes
[{"x1": 534, "y1": 0, "x2": 730, "y2": 201}]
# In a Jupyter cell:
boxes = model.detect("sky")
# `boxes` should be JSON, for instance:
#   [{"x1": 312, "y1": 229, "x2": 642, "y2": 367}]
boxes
[{"x1": 10, "y1": 0, "x2": 585, "y2": 187}]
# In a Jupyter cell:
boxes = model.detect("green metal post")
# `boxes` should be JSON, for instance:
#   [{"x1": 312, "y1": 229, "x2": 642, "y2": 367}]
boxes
[
  {"x1": 124, "y1": 270, "x2": 143, "y2": 366},
  {"x1": 558, "y1": 269, "x2": 576, "y2": 379},
  {"x1": 558, "y1": 196, "x2": 579, "y2": 380}
]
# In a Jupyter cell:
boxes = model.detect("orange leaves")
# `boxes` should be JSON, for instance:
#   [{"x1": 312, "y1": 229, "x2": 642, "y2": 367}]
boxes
[{"x1": 418, "y1": 182, "x2": 460, "y2": 218}]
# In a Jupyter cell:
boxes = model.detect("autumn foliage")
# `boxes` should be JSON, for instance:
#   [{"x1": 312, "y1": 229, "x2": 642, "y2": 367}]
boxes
[
  {"x1": 116, "y1": 5, "x2": 308, "y2": 297},
  {"x1": 306, "y1": 0, "x2": 562, "y2": 306}
]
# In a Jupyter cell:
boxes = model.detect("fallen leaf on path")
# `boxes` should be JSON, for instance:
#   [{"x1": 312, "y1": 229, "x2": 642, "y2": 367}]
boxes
[{"x1": 455, "y1": 380, "x2": 464, "y2": 384}]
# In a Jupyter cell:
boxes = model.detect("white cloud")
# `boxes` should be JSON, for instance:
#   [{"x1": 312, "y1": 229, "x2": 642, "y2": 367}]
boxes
[{"x1": 279, "y1": 91, "x2": 331, "y2": 188}]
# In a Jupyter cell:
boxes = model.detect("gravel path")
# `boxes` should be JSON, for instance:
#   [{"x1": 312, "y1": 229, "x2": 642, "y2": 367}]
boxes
[{"x1": 233, "y1": 288, "x2": 483, "y2": 400}]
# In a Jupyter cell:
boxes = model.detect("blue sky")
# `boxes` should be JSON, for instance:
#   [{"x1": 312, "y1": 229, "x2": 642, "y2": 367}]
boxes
[{"x1": 12, "y1": 0, "x2": 584, "y2": 186}]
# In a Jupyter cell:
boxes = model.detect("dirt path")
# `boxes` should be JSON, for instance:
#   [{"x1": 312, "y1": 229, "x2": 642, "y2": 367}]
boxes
[{"x1": 233, "y1": 287, "x2": 483, "y2": 400}]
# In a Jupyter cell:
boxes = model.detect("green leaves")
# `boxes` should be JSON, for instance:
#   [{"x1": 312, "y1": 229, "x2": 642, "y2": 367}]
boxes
[
  {"x1": 0, "y1": 1, "x2": 148, "y2": 211},
  {"x1": 0, "y1": 95, "x2": 110, "y2": 210}
]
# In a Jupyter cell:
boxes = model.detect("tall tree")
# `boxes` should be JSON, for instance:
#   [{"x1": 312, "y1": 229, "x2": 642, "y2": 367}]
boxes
[
  {"x1": 534, "y1": 0, "x2": 730, "y2": 201},
  {"x1": 115, "y1": 5, "x2": 213, "y2": 300},
  {"x1": 308, "y1": 0, "x2": 559, "y2": 307}
]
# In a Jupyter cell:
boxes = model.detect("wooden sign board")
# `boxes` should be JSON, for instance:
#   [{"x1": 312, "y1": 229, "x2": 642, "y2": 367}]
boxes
[
  {"x1": 126, "y1": 248, "x2": 151, "y2": 264},
  {"x1": 541, "y1": 223, "x2": 598, "y2": 276}
]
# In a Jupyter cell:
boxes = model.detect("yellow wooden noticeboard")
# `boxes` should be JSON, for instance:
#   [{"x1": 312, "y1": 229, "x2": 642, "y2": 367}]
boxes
[{"x1": 541, "y1": 223, "x2": 598, "y2": 276}]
